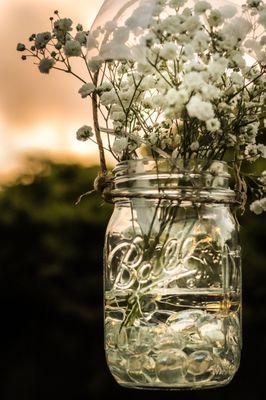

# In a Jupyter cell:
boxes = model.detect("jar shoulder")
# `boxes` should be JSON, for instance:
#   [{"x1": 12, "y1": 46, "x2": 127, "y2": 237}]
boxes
[{"x1": 106, "y1": 203, "x2": 239, "y2": 247}]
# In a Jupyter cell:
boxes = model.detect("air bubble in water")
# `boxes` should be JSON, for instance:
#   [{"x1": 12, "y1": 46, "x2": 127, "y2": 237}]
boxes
[
  {"x1": 127, "y1": 355, "x2": 151, "y2": 384},
  {"x1": 186, "y1": 350, "x2": 214, "y2": 383},
  {"x1": 156, "y1": 349, "x2": 187, "y2": 384}
]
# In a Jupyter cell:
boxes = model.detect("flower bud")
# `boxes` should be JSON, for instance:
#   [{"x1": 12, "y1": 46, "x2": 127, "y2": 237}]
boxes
[{"x1": 17, "y1": 43, "x2": 26, "y2": 52}]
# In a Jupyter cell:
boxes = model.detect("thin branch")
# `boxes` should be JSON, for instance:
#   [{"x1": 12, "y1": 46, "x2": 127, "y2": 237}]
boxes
[{"x1": 92, "y1": 70, "x2": 107, "y2": 174}]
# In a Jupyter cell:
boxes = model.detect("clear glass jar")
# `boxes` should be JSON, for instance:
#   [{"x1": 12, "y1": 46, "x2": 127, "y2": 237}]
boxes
[{"x1": 104, "y1": 159, "x2": 241, "y2": 390}]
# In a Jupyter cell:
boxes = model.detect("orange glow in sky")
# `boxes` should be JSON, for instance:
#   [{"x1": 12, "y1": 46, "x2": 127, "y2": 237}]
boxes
[{"x1": 0, "y1": 0, "x2": 105, "y2": 181}]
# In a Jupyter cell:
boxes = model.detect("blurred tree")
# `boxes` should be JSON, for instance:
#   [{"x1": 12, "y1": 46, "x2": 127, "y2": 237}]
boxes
[
  {"x1": 0, "y1": 159, "x2": 112, "y2": 400},
  {"x1": 0, "y1": 159, "x2": 265, "y2": 400}
]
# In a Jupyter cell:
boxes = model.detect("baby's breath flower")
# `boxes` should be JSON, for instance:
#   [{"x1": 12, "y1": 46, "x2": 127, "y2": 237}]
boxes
[
  {"x1": 76, "y1": 23, "x2": 83, "y2": 32},
  {"x1": 193, "y1": 31, "x2": 210, "y2": 51},
  {"x1": 142, "y1": 98, "x2": 153, "y2": 109},
  {"x1": 97, "y1": 82, "x2": 112, "y2": 93},
  {"x1": 76, "y1": 125, "x2": 93, "y2": 141},
  {"x1": 160, "y1": 43, "x2": 178, "y2": 60},
  {"x1": 78, "y1": 83, "x2": 95, "y2": 98},
  {"x1": 187, "y1": 95, "x2": 214, "y2": 121},
  {"x1": 55, "y1": 42, "x2": 62, "y2": 50},
  {"x1": 159, "y1": 15, "x2": 182, "y2": 34},
  {"x1": 222, "y1": 17, "x2": 252, "y2": 44},
  {"x1": 54, "y1": 18, "x2": 73, "y2": 33},
  {"x1": 220, "y1": 5, "x2": 237, "y2": 19},
  {"x1": 182, "y1": 72, "x2": 205, "y2": 91},
  {"x1": 208, "y1": 10, "x2": 223, "y2": 27},
  {"x1": 75, "y1": 31, "x2": 87, "y2": 45},
  {"x1": 259, "y1": 171, "x2": 266, "y2": 190},
  {"x1": 250, "y1": 199, "x2": 264, "y2": 215},
  {"x1": 200, "y1": 84, "x2": 220, "y2": 101},
  {"x1": 190, "y1": 141, "x2": 200, "y2": 151},
  {"x1": 88, "y1": 57, "x2": 102, "y2": 73},
  {"x1": 100, "y1": 90, "x2": 117, "y2": 106},
  {"x1": 112, "y1": 137, "x2": 128, "y2": 154},
  {"x1": 206, "y1": 118, "x2": 221, "y2": 132},
  {"x1": 35, "y1": 32, "x2": 52, "y2": 49},
  {"x1": 170, "y1": 0, "x2": 186, "y2": 7},
  {"x1": 230, "y1": 72, "x2": 244, "y2": 86},
  {"x1": 261, "y1": 198, "x2": 266, "y2": 211},
  {"x1": 152, "y1": 94, "x2": 166, "y2": 107},
  {"x1": 54, "y1": 18, "x2": 73, "y2": 43},
  {"x1": 194, "y1": 1, "x2": 211, "y2": 15},
  {"x1": 140, "y1": 76, "x2": 156, "y2": 90},
  {"x1": 259, "y1": 145, "x2": 266, "y2": 158},
  {"x1": 210, "y1": 161, "x2": 225, "y2": 176},
  {"x1": 38, "y1": 58, "x2": 55, "y2": 74},
  {"x1": 245, "y1": 143, "x2": 266, "y2": 161},
  {"x1": 183, "y1": 16, "x2": 200, "y2": 32},
  {"x1": 16, "y1": 43, "x2": 26, "y2": 52},
  {"x1": 166, "y1": 88, "x2": 189, "y2": 107},
  {"x1": 111, "y1": 111, "x2": 126, "y2": 122},
  {"x1": 208, "y1": 57, "x2": 228, "y2": 79},
  {"x1": 231, "y1": 53, "x2": 246, "y2": 69},
  {"x1": 64, "y1": 40, "x2": 82, "y2": 57}
]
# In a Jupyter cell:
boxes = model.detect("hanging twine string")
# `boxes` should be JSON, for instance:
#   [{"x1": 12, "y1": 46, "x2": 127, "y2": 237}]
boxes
[
  {"x1": 94, "y1": 173, "x2": 114, "y2": 203},
  {"x1": 75, "y1": 172, "x2": 114, "y2": 205},
  {"x1": 76, "y1": 170, "x2": 245, "y2": 207}
]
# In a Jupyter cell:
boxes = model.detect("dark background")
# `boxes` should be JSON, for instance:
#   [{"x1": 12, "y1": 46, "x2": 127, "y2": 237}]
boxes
[{"x1": 0, "y1": 159, "x2": 265, "y2": 400}]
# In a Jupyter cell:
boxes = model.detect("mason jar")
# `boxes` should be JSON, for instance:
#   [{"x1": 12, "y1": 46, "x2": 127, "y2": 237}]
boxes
[{"x1": 104, "y1": 159, "x2": 241, "y2": 390}]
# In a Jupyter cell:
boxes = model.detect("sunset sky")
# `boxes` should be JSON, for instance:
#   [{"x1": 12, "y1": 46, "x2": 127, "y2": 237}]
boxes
[
  {"x1": 0, "y1": 0, "x2": 104, "y2": 181},
  {"x1": 0, "y1": 0, "x2": 243, "y2": 181}
]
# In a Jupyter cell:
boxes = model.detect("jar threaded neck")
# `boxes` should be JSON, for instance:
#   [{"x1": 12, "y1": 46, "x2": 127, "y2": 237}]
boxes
[{"x1": 111, "y1": 159, "x2": 237, "y2": 204}]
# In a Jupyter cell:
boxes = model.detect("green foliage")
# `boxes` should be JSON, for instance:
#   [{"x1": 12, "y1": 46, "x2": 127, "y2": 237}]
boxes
[{"x1": 0, "y1": 160, "x2": 112, "y2": 317}]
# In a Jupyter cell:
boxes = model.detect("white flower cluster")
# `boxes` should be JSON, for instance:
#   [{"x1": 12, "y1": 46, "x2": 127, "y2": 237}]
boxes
[
  {"x1": 53, "y1": 17, "x2": 73, "y2": 43},
  {"x1": 249, "y1": 169, "x2": 266, "y2": 214},
  {"x1": 250, "y1": 198, "x2": 266, "y2": 215},
  {"x1": 244, "y1": 143, "x2": 266, "y2": 162},
  {"x1": 35, "y1": 32, "x2": 52, "y2": 50},
  {"x1": 82, "y1": 0, "x2": 266, "y2": 213},
  {"x1": 17, "y1": 2, "x2": 266, "y2": 214},
  {"x1": 112, "y1": 137, "x2": 128, "y2": 154},
  {"x1": 259, "y1": 171, "x2": 266, "y2": 192},
  {"x1": 38, "y1": 58, "x2": 55, "y2": 74},
  {"x1": 186, "y1": 95, "x2": 214, "y2": 122},
  {"x1": 76, "y1": 125, "x2": 93, "y2": 141},
  {"x1": 86, "y1": 0, "x2": 265, "y2": 164},
  {"x1": 64, "y1": 40, "x2": 82, "y2": 57},
  {"x1": 78, "y1": 83, "x2": 95, "y2": 98}
]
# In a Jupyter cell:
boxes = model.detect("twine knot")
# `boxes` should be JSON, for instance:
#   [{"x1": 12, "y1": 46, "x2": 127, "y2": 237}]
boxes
[{"x1": 94, "y1": 173, "x2": 114, "y2": 203}]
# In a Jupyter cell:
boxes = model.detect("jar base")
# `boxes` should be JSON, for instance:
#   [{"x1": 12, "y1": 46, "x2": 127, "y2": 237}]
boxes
[{"x1": 119, "y1": 377, "x2": 234, "y2": 391}]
